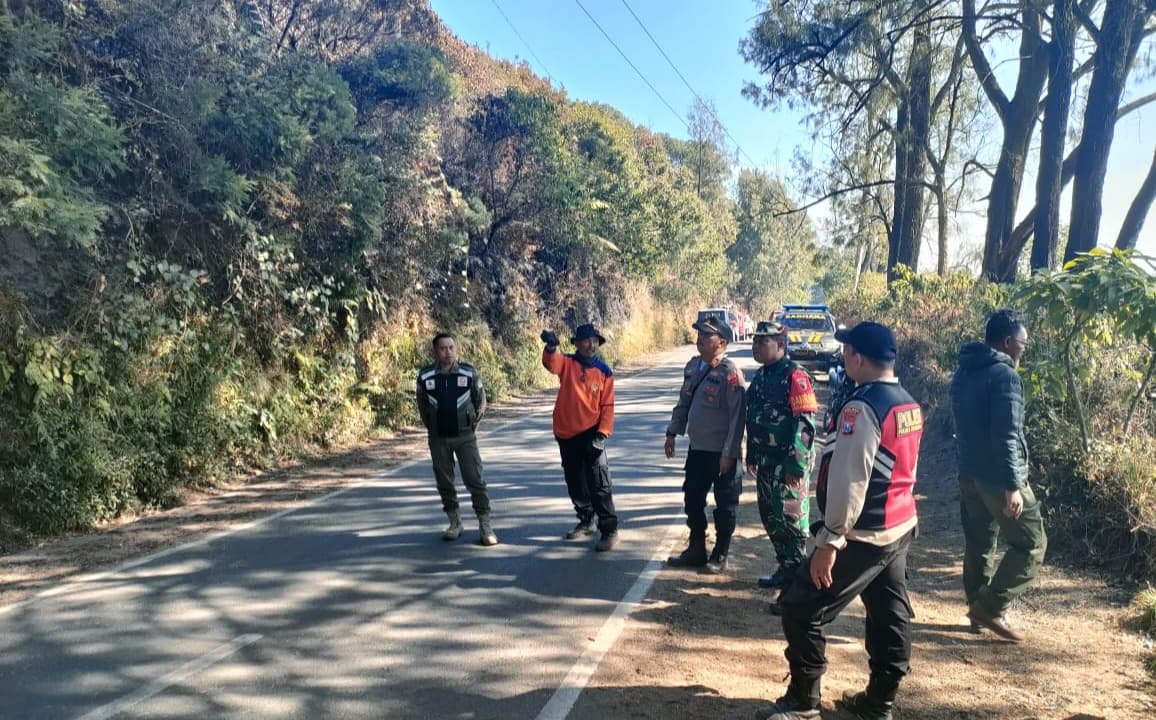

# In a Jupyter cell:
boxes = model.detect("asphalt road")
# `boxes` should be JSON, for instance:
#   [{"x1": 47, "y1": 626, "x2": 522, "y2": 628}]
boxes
[{"x1": 0, "y1": 344, "x2": 763, "y2": 720}]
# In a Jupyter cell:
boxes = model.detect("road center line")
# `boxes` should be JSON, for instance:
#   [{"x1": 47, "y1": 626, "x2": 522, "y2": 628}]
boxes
[
  {"x1": 74, "y1": 634, "x2": 263, "y2": 720},
  {"x1": 534, "y1": 526, "x2": 683, "y2": 720}
]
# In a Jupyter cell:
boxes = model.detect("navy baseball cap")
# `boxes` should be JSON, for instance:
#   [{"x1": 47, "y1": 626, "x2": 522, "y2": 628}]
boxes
[{"x1": 835, "y1": 321, "x2": 897, "y2": 362}]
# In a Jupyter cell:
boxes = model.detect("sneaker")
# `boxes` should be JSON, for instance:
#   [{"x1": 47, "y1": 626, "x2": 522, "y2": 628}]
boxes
[
  {"x1": 967, "y1": 602, "x2": 1025, "y2": 643},
  {"x1": 840, "y1": 690, "x2": 893, "y2": 720},
  {"x1": 757, "y1": 694, "x2": 821, "y2": 720},
  {"x1": 703, "y1": 552, "x2": 728, "y2": 574},
  {"x1": 564, "y1": 521, "x2": 595, "y2": 540},
  {"x1": 594, "y1": 532, "x2": 619, "y2": 552}
]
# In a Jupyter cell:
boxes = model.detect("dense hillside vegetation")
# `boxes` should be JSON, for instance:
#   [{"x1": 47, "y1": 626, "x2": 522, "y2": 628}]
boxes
[{"x1": 0, "y1": 0, "x2": 816, "y2": 533}]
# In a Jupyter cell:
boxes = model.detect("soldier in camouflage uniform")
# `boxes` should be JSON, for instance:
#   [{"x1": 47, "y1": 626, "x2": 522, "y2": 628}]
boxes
[
  {"x1": 745, "y1": 321, "x2": 818, "y2": 608},
  {"x1": 824, "y1": 362, "x2": 857, "y2": 430}
]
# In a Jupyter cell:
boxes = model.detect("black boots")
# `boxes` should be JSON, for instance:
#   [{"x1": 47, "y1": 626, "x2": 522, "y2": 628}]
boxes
[
  {"x1": 839, "y1": 673, "x2": 900, "y2": 720},
  {"x1": 667, "y1": 529, "x2": 708, "y2": 567},
  {"x1": 704, "y1": 509, "x2": 732, "y2": 573},
  {"x1": 564, "y1": 519, "x2": 595, "y2": 539},
  {"x1": 704, "y1": 549, "x2": 728, "y2": 573},
  {"x1": 758, "y1": 675, "x2": 821, "y2": 719}
]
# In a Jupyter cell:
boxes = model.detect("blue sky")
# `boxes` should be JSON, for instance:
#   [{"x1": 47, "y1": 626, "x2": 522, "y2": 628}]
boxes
[
  {"x1": 429, "y1": 0, "x2": 808, "y2": 176},
  {"x1": 428, "y1": 0, "x2": 1155, "y2": 259}
]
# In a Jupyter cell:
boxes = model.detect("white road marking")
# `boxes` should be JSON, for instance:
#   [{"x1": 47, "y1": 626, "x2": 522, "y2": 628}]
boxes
[
  {"x1": 533, "y1": 525, "x2": 682, "y2": 720},
  {"x1": 73, "y1": 634, "x2": 263, "y2": 720}
]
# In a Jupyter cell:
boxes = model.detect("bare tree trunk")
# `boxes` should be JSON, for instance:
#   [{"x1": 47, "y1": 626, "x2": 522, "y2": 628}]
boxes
[
  {"x1": 964, "y1": 2, "x2": 1049, "y2": 281},
  {"x1": 888, "y1": 99, "x2": 910, "y2": 281},
  {"x1": 888, "y1": 2, "x2": 933, "y2": 282},
  {"x1": 1116, "y1": 146, "x2": 1156, "y2": 250},
  {"x1": 900, "y1": 10, "x2": 932, "y2": 274},
  {"x1": 934, "y1": 171, "x2": 948, "y2": 275},
  {"x1": 1005, "y1": 90, "x2": 1156, "y2": 259},
  {"x1": 275, "y1": 0, "x2": 303, "y2": 54},
  {"x1": 853, "y1": 242, "x2": 866, "y2": 291},
  {"x1": 1032, "y1": 0, "x2": 1076, "y2": 272},
  {"x1": 1065, "y1": 0, "x2": 1148, "y2": 261}
]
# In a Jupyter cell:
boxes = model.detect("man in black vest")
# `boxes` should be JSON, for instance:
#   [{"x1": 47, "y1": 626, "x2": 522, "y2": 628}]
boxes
[
  {"x1": 760, "y1": 322, "x2": 920, "y2": 720},
  {"x1": 417, "y1": 332, "x2": 498, "y2": 546}
]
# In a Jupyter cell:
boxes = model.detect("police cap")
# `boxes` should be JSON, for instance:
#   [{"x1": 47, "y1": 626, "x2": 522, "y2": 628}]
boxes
[
  {"x1": 693, "y1": 314, "x2": 734, "y2": 343},
  {"x1": 834, "y1": 321, "x2": 897, "y2": 362}
]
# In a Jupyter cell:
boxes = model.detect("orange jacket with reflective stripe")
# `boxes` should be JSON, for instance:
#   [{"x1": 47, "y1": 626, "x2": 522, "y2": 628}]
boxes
[{"x1": 543, "y1": 348, "x2": 615, "y2": 440}]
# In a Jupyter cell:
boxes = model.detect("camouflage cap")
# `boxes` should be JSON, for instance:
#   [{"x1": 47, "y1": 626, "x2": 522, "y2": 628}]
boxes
[{"x1": 752, "y1": 320, "x2": 787, "y2": 337}]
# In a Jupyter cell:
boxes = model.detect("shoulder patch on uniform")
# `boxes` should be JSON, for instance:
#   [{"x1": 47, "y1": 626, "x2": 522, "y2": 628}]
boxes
[
  {"x1": 895, "y1": 406, "x2": 923, "y2": 436},
  {"x1": 840, "y1": 406, "x2": 861, "y2": 434},
  {"x1": 788, "y1": 370, "x2": 819, "y2": 414}
]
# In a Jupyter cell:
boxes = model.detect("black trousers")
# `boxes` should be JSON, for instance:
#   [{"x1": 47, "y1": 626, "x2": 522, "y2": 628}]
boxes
[
  {"x1": 779, "y1": 530, "x2": 915, "y2": 684},
  {"x1": 683, "y1": 449, "x2": 741, "y2": 543},
  {"x1": 557, "y1": 427, "x2": 618, "y2": 534}
]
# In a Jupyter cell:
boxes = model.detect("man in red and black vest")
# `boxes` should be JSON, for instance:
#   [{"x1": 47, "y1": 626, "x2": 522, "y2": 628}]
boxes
[{"x1": 759, "y1": 322, "x2": 921, "y2": 720}]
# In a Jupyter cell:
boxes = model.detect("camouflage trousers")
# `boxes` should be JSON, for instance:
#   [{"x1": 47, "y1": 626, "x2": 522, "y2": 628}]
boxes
[{"x1": 755, "y1": 465, "x2": 810, "y2": 569}]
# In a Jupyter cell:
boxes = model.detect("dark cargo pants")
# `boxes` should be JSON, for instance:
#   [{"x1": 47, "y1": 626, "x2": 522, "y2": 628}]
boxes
[
  {"x1": 428, "y1": 430, "x2": 491, "y2": 515},
  {"x1": 959, "y1": 473, "x2": 1047, "y2": 616},
  {"x1": 557, "y1": 427, "x2": 618, "y2": 534},
  {"x1": 780, "y1": 530, "x2": 915, "y2": 687},
  {"x1": 684, "y1": 449, "x2": 741, "y2": 556}
]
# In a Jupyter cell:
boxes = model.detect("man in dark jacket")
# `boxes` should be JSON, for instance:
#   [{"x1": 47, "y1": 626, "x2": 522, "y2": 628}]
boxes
[{"x1": 950, "y1": 308, "x2": 1047, "y2": 643}]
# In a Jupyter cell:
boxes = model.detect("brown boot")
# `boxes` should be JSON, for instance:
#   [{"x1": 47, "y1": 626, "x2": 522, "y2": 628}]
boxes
[{"x1": 967, "y1": 602, "x2": 1025, "y2": 643}]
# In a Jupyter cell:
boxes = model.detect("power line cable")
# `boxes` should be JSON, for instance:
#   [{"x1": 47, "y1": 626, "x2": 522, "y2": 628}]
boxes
[
  {"x1": 488, "y1": 0, "x2": 554, "y2": 80},
  {"x1": 571, "y1": 0, "x2": 689, "y2": 131},
  {"x1": 618, "y1": 0, "x2": 761, "y2": 169}
]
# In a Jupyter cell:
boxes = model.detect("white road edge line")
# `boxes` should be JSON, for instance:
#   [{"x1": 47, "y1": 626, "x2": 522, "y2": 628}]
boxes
[
  {"x1": 0, "y1": 357, "x2": 672, "y2": 619},
  {"x1": 73, "y1": 633, "x2": 263, "y2": 720},
  {"x1": 534, "y1": 525, "x2": 683, "y2": 720}
]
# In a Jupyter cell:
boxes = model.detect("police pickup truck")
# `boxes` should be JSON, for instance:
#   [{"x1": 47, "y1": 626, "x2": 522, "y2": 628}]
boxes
[{"x1": 780, "y1": 304, "x2": 842, "y2": 375}]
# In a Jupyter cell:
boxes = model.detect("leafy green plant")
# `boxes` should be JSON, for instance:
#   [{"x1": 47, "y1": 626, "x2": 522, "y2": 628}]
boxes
[{"x1": 1016, "y1": 250, "x2": 1156, "y2": 453}]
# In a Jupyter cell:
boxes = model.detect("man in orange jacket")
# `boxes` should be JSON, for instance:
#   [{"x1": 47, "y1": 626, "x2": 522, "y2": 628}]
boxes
[{"x1": 541, "y1": 323, "x2": 619, "y2": 551}]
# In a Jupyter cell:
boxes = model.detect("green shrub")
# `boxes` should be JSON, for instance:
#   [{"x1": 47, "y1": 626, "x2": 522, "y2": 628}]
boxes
[
  {"x1": 1134, "y1": 587, "x2": 1156, "y2": 635},
  {"x1": 0, "y1": 405, "x2": 135, "y2": 533}
]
